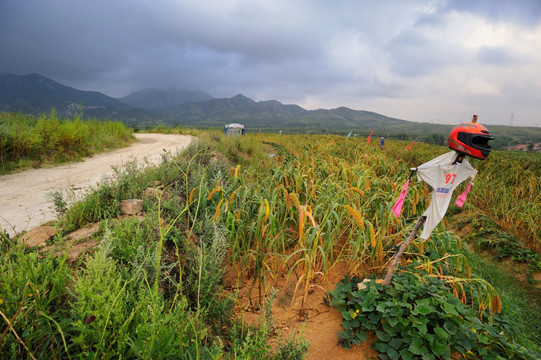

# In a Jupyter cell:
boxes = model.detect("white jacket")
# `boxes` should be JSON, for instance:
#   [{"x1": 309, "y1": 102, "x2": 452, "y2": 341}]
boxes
[{"x1": 416, "y1": 151, "x2": 477, "y2": 240}]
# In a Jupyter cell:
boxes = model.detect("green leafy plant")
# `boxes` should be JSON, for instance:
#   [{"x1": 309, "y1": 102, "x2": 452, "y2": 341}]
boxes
[
  {"x1": 326, "y1": 272, "x2": 540, "y2": 360},
  {"x1": 70, "y1": 245, "x2": 127, "y2": 355},
  {"x1": 47, "y1": 189, "x2": 69, "y2": 216}
]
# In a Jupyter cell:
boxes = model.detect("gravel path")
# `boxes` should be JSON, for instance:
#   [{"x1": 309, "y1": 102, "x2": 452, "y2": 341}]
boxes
[{"x1": 0, "y1": 133, "x2": 195, "y2": 237}]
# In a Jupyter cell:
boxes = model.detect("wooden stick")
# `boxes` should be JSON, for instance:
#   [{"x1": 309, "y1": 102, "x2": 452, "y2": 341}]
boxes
[{"x1": 383, "y1": 216, "x2": 426, "y2": 285}]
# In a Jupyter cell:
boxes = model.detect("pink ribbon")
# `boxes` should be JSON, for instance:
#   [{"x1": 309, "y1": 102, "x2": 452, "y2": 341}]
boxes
[
  {"x1": 392, "y1": 179, "x2": 410, "y2": 218},
  {"x1": 455, "y1": 181, "x2": 472, "y2": 208}
]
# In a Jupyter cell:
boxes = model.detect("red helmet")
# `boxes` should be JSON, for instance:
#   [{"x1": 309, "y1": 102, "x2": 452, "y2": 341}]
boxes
[{"x1": 448, "y1": 122, "x2": 493, "y2": 160}]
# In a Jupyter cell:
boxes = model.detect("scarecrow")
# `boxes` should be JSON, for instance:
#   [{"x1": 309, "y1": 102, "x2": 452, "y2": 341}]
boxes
[{"x1": 384, "y1": 115, "x2": 494, "y2": 284}]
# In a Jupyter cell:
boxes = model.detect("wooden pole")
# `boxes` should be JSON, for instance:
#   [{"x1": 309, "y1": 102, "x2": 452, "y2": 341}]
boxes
[{"x1": 383, "y1": 216, "x2": 426, "y2": 285}]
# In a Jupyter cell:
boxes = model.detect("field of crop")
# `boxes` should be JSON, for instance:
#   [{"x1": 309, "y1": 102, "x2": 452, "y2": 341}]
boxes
[{"x1": 1, "y1": 128, "x2": 540, "y2": 359}]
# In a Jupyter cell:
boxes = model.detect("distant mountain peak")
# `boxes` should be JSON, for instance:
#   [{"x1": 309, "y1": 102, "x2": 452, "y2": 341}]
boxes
[
  {"x1": 120, "y1": 87, "x2": 214, "y2": 113},
  {"x1": 229, "y1": 94, "x2": 256, "y2": 106}
]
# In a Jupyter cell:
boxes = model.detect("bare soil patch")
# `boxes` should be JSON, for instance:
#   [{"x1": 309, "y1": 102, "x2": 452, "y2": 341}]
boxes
[{"x1": 223, "y1": 262, "x2": 377, "y2": 360}]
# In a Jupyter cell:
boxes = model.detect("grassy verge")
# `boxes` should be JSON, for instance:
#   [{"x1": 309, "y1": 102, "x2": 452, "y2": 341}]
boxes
[
  {"x1": 463, "y1": 250, "x2": 541, "y2": 347},
  {"x1": 0, "y1": 111, "x2": 134, "y2": 174}
]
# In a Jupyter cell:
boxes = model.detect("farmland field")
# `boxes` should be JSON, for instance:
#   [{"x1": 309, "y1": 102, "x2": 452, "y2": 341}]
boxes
[{"x1": 1, "y1": 129, "x2": 540, "y2": 359}]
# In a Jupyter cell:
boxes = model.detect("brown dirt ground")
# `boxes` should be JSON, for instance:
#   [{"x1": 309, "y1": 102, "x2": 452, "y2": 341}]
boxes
[{"x1": 222, "y1": 261, "x2": 378, "y2": 360}]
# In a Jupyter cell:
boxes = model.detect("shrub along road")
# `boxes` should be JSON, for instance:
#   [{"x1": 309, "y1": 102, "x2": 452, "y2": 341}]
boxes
[{"x1": 0, "y1": 133, "x2": 195, "y2": 237}]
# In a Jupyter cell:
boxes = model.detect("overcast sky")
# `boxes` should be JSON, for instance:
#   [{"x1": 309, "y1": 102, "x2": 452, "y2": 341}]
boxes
[{"x1": 1, "y1": 0, "x2": 540, "y2": 126}]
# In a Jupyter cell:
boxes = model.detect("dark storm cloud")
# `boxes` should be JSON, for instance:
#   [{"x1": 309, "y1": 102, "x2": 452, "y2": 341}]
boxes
[
  {"x1": 0, "y1": 0, "x2": 540, "y2": 126},
  {"x1": 0, "y1": 1, "x2": 139, "y2": 84},
  {"x1": 0, "y1": 0, "x2": 326, "y2": 97}
]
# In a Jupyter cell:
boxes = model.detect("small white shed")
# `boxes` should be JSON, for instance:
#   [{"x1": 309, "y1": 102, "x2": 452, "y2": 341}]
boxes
[{"x1": 224, "y1": 123, "x2": 245, "y2": 136}]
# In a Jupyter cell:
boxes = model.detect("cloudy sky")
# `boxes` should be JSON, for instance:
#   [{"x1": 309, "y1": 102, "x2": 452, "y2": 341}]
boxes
[{"x1": 1, "y1": 0, "x2": 540, "y2": 126}]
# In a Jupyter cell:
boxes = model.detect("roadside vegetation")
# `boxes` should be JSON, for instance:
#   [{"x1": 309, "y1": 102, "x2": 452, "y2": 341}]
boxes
[
  {"x1": 1, "y1": 126, "x2": 540, "y2": 359},
  {"x1": 0, "y1": 111, "x2": 134, "y2": 174}
]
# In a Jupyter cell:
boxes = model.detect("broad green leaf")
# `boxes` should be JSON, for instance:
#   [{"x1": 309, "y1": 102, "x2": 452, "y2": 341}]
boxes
[
  {"x1": 342, "y1": 319, "x2": 354, "y2": 330},
  {"x1": 376, "y1": 330, "x2": 391, "y2": 342},
  {"x1": 477, "y1": 333, "x2": 490, "y2": 345},
  {"x1": 355, "y1": 329, "x2": 367, "y2": 342},
  {"x1": 368, "y1": 313, "x2": 381, "y2": 323},
  {"x1": 399, "y1": 316, "x2": 411, "y2": 327},
  {"x1": 376, "y1": 302, "x2": 387, "y2": 312},
  {"x1": 423, "y1": 333, "x2": 434, "y2": 343},
  {"x1": 408, "y1": 338, "x2": 428, "y2": 356},
  {"x1": 381, "y1": 320, "x2": 400, "y2": 336},
  {"x1": 361, "y1": 303, "x2": 375, "y2": 312},
  {"x1": 389, "y1": 307, "x2": 404, "y2": 317},
  {"x1": 399, "y1": 348, "x2": 416, "y2": 360},
  {"x1": 394, "y1": 282, "x2": 405, "y2": 291},
  {"x1": 385, "y1": 316, "x2": 399, "y2": 327},
  {"x1": 388, "y1": 337, "x2": 403, "y2": 349},
  {"x1": 341, "y1": 310, "x2": 352, "y2": 320},
  {"x1": 413, "y1": 321, "x2": 427, "y2": 336},
  {"x1": 330, "y1": 298, "x2": 345, "y2": 307},
  {"x1": 412, "y1": 303, "x2": 434, "y2": 316},
  {"x1": 443, "y1": 321, "x2": 458, "y2": 335},
  {"x1": 407, "y1": 315, "x2": 422, "y2": 325},
  {"x1": 387, "y1": 348, "x2": 400, "y2": 360},
  {"x1": 442, "y1": 302, "x2": 458, "y2": 315},
  {"x1": 434, "y1": 326, "x2": 449, "y2": 340},
  {"x1": 430, "y1": 340, "x2": 450, "y2": 356},
  {"x1": 373, "y1": 341, "x2": 390, "y2": 353}
]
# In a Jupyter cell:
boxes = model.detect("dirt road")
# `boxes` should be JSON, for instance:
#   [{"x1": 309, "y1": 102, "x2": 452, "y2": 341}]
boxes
[{"x1": 0, "y1": 133, "x2": 195, "y2": 237}]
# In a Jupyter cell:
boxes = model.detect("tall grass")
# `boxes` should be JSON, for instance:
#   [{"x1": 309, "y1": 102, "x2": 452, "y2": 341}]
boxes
[{"x1": 0, "y1": 111, "x2": 133, "y2": 174}]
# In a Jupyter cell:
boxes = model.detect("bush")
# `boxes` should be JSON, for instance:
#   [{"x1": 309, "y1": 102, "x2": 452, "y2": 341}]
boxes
[{"x1": 70, "y1": 246, "x2": 127, "y2": 355}]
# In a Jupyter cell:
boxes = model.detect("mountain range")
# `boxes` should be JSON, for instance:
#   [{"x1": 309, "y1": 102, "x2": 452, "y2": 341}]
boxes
[
  {"x1": 0, "y1": 73, "x2": 433, "y2": 133},
  {"x1": 3, "y1": 73, "x2": 540, "y2": 148}
]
